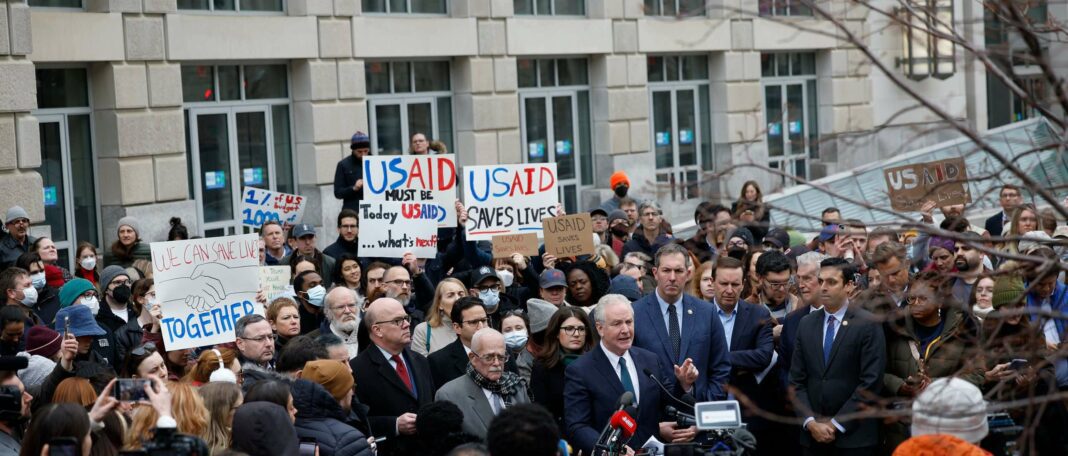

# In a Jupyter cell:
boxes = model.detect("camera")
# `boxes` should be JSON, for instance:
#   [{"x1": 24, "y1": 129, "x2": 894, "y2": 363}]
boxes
[{"x1": 119, "y1": 427, "x2": 210, "y2": 456}]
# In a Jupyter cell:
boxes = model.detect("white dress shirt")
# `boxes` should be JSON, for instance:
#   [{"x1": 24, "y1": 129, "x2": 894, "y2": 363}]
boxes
[{"x1": 601, "y1": 341, "x2": 640, "y2": 403}]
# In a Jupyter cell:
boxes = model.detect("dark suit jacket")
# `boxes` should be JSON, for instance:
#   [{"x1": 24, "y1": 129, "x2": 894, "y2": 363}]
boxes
[
  {"x1": 350, "y1": 345, "x2": 434, "y2": 456},
  {"x1": 778, "y1": 304, "x2": 817, "y2": 390},
  {"x1": 720, "y1": 301, "x2": 774, "y2": 403},
  {"x1": 564, "y1": 346, "x2": 669, "y2": 455},
  {"x1": 427, "y1": 338, "x2": 468, "y2": 390},
  {"x1": 789, "y1": 305, "x2": 886, "y2": 449},
  {"x1": 984, "y1": 212, "x2": 1006, "y2": 237},
  {"x1": 632, "y1": 293, "x2": 732, "y2": 401}
]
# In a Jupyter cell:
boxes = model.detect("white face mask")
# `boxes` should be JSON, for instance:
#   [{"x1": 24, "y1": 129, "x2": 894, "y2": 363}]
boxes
[
  {"x1": 20, "y1": 286, "x2": 38, "y2": 306},
  {"x1": 30, "y1": 272, "x2": 46, "y2": 289},
  {"x1": 497, "y1": 269, "x2": 515, "y2": 288},
  {"x1": 80, "y1": 257, "x2": 97, "y2": 271},
  {"x1": 80, "y1": 296, "x2": 100, "y2": 315}
]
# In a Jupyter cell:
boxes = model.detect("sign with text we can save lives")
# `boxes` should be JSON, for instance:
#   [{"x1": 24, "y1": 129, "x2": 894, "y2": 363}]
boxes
[
  {"x1": 463, "y1": 163, "x2": 560, "y2": 241},
  {"x1": 362, "y1": 154, "x2": 457, "y2": 228},
  {"x1": 150, "y1": 234, "x2": 263, "y2": 351}
]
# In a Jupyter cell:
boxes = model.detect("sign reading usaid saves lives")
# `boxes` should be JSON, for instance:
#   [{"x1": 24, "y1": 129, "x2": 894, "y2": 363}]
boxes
[
  {"x1": 359, "y1": 201, "x2": 440, "y2": 258},
  {"x1": 151, "y1": 234, "x2": 263, "y2": 351},
  {"x1": 363, "y1": 154, "x2": 457, "y2": 228},
  {"x1": 463, "y1": 163, "x2": 560, "y2": 241}
]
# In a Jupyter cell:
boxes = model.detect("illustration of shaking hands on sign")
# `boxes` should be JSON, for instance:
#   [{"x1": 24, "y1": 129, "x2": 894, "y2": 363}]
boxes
[{"x1": 157, "y1": 262, "x2": 261, "y2": 313}]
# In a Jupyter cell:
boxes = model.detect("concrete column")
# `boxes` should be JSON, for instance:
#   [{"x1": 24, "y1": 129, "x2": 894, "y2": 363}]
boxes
[
  {"x1": 0, "y1": 0, "x2": 43, "y2": 222},
  {"x1": 710, "y1": 51, "x2": 765, "y2": 196}
]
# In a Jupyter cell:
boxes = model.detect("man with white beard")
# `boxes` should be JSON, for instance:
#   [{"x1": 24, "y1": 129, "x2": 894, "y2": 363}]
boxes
[{"x1": 310, "y1": 287, "x2": 362, "y2": 358}]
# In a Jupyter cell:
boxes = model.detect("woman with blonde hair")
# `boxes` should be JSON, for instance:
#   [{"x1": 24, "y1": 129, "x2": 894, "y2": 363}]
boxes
[
  {"x1": 267, "y1": 297, "x2": 301, "y2": 351},
  {"x1": 124, "y1": 382, "x2": 209, "y2": 450},
  {"x1": 200, "y1": 382, "x2": 244, "y2": 454},
  {"x1": 411, "y1": 278, "x2": 465, "y2": 356}
]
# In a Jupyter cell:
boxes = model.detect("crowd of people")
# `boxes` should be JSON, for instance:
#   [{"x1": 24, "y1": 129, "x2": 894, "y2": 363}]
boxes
[{"x1": 0, "y1": 130, "x2": 1064, "y2": 456}]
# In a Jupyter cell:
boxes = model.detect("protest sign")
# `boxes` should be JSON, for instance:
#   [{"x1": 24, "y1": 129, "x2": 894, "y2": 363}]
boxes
[
  {"x1": 150, "y1": 234, "x2": 263, "y2": 351},
  {"x1": 259, "y1": 266, "x2": 290, "y2": 300},
  {"x1": 363, "y1": 154, "x2": 457, "y2": 227},
  {"x1": 462, "y1": 163, "x2": 560, "y2": 241},
  {"x1": 543, "y1": 214, "x2": 595, "y2": 258},
  {"x1": 491, "y1": 233, "x2": 541, "y2": 258},
  {"x1": 358, "y1": 201, "x2": 439, "y2": 258},
  {"x1": 239, "y1": 187, "x2": 306, "y2": 228},
  {"x1": 883, "y1": 157, "x2": 971, "y2": 211}
]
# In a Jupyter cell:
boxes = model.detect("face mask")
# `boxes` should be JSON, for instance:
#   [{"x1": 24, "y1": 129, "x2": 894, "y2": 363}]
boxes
[
  {"x1": 504, "y1": 330, "x2": 528, "y2": 351},
  {"x1": 479, "y1": 289, "x2": 500, "y2": 313},
  {"x1": 614, "y1": 186, "x2": 628, "y2": 198},
  {"x1": 81, "y1": 296, "x2": 100, "y2": 315},
  {"x1": 79, "y1": 257, "x2": 97, "y2": 271},
  {"x1": 727, "y1": 247, "x2": 747, "y2": 260},
  {"x1": 20, "y1": 286, "x2": 37, "y2": 306},
  {"x1": 611, "y1": 226, "x2": 629, "y2": 237},
  {"x1": 497, "y1": 269, "x2": 515, "y2": 288},
  {"x1": 111, "y1": 284, "x2": 131, "y2": 304},
  {"x1": 30, "y1": 272, "x2": 46, "y2": 289},
  {"x1": 305, "y1": 285, "x2": 327, "y2": 307}
]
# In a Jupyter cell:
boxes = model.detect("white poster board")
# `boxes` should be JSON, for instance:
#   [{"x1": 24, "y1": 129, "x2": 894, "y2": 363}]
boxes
[
  {"x1": 362, "y1": 154, "x2": 457, "y2": 227},
  {"x1": 358, "y1": 201, "x2": 440, "y2": 258},
  {"x1": 239, "y1": 187, "x2": 307, "y2": 228},
  {"x1": 462, "y1": 163, "x2": 560, "y2": 241},
  {"x1": 151, "y1": 234, "x2": 264, "y2": 350}
]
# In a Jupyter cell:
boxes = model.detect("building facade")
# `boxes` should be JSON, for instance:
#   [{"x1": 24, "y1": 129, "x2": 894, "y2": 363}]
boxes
[{"x1": 0, "y1": 0, "x2": 1063, "y2": 270}]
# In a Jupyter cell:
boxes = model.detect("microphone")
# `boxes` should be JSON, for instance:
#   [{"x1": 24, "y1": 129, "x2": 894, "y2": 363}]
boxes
[
  {"x1": 643, "y1": 367, "x2": 695, "y2": 412},
  {"x1": 605, "y1": 408, "x2": 638, "y2": 454},
  {"x1": 665, "y1": 405, "x2": 696, "y2": 428},
  {"x1": 595, "y1": 392, "x2": 636, "y2": 454}
]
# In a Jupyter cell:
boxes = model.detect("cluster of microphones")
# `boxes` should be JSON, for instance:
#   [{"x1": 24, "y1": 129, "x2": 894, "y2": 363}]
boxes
[{"x1": 594, "y1": 391, "x2": 639, "y2": 456}]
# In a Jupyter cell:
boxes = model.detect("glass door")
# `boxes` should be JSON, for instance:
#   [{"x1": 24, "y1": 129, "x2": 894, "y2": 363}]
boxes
[
  {"x1": 520, "y1": 91, "x2": 581, "y2": 212},
  {"x1": 650, "y1": 87, "x2": 702, "y2": 202},
  {"x1": 368, "y1": 97, "x2": 438, "y2": 155},
  {"x1": 764, "y1": 82, "x2": 812, "y2": 189},
  {"x1": 189, "y1": 106, "x2": 274, "y2": 237},
  {"x1": 36, "y1": 114, "x2": 98, "y2": 271}
]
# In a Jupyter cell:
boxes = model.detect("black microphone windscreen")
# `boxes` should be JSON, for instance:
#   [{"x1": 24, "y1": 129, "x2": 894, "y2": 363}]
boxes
[
  {"x1": 618, "y1": 391, "x2": 635, "y2": 408},
  {"x1": 642, "y1": 367, "x2": 655, "y2": 377}
]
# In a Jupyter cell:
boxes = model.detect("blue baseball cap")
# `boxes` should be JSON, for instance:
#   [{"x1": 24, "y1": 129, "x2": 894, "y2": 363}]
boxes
[
  {"x1": 292, "y1": 224, "x2": 316, "y2": 238},
  {"x1": 539, "y1": 269, "x2": 567, "y2": 289}
]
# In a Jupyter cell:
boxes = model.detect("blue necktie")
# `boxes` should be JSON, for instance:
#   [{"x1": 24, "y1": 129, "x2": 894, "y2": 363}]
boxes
[
  {"x1": 823, "y1": 315, "x2": 837, "y2": 365},
  {"x1": 619, "y1": 357, "x2": 636, "y2": 396}
]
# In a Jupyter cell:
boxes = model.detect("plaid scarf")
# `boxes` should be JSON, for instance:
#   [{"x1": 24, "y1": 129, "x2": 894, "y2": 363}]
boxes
[{"x1": 466, "y1": 363, "x2": 523, "y2": 398}]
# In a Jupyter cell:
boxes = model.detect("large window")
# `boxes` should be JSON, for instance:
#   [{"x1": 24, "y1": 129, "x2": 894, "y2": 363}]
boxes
[
  {"x1": 644, "y1": 0, "x2": 704, "y2": 16},
  {"x1": 648, "y1": 55, "x2": 713, "y2": 202},
  {"x1": 761, "y1": 53, "x2": 819, "y2": 190},
  {"x1": 362, "y1": 0, "x2": 445, "y2": 13},
  {"x1": 29, "y1": 0, "x2": 82, "y2": 7},
  {"x1": 33, "y1": 68, "x2": 98, "y2": 272},
  {"x1": 518, "y1": 58, "x2": 592, "y2": 213},
  {"x1": 758, "y1": 0, "x2": 812, "y2": 16},
  {"x1": 514, "y1": 0, "x2": 584, "y2": 15},
  {"x1": 178, "y1": 0, "x2": 283, "y2": 11},
  {"x1": 366, "y1": 61, "x2": 453, "y2": 156},
  {"x1": 182, "y1": 64, "x2": 294, "y2": 237}
]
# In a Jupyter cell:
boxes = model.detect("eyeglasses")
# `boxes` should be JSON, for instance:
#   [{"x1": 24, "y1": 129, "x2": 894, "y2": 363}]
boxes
[
  {"x1": 906, "y1": 295, "x2": 933, "y2": 305},
  {"x1": 463, "y1": 318, "x2": 489, "y2": 327},
  {"x1": 375, "y1": 315, "x2": 412, "y2": 327},
  {"x1": 110, "y1": 279, "x2": 132, "y2": 287},
  {"x1": 239, "y1": 335, "x2": 273, "y2": 343},
  {"x1": 131, "y1": 342, "x2": 156, "y2": 357},
  {"x1": 764, "y1": 280, "x2": 790, "y2": 290},
  {"x1": 475, "y1": 284, "x2": 501, "y2": 292},
  {"x1": 6, "y1": 219, "x2": 28, "y2": 226},
  {"x1": 561, "y1": 325, "x2": 587, "y2": 336},
  {"x1": 474, "y1": 353, "x2": 508, "y2": 363},
  {"x1": 385, "y1": 279, "x2": 412, "y2": 288},
  {"x1": 624, "y1": 262, "x2": 645, "y2": 271}
]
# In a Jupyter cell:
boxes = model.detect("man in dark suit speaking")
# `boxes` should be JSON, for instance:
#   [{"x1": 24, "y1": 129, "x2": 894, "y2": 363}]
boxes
[
  {"x1": 790, "y1": 258, "x2": 885, "y2": 455},
  {"x1": 564, "y1": 294, "x2": 696, "y2": 455}
]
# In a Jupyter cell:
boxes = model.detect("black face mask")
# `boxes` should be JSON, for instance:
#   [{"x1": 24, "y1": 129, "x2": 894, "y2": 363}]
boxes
[
  {"x1": 611, "y1": 226, "x2": 630, "y2": 237},
  {"x1": 111, "y1": 284, "x2": 132, "y2": 304},
  {"x1": 614, "y1": 186, "x2": 628, "y2": 198},
  {"x1": 727, "y1": 247, "x2": 747, "y2": 260}
]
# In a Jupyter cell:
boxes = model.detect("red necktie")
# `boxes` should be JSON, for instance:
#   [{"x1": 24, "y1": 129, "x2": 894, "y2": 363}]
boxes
[{"x1": 392, "y1": 354, "x2": 414, "y2": 393}]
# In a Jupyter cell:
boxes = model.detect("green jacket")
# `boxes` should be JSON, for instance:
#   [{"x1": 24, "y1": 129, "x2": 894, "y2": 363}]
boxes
[
  {"x1": 883, "y1": 305, "x2": 985, "y2": 395},
  {"x1": 104, "y1": 242, "x2": 152, "y2": 269}
]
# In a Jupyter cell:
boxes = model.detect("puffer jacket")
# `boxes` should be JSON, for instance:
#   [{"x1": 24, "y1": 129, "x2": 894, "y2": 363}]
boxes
[
  {"x1": 95, "y1": 303, "x2": 143, "y2": 367},
  {"x1": 883, "y1": 304, "x2": 985, "y2": 395},
  {"x1": 290, "y1": 379, "x2": 373, "y2": 456}
]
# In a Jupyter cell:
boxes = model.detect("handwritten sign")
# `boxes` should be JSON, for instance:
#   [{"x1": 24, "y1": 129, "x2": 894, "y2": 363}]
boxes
[
  {"x1": 462, "y1": 163, "x2": 560, "y2": 241},
  {"x1": 150, "y1": 234, "x2": 263, "y2": 351},
  {"x1": 883, "y1": 157, "x2": 972, "y2": 211},
  {"x1": 543, "y1": 214, "x2": 595, "y2": 258},
  {"x1": 259, "y1": 266, "x2": 290, "y2": 300},
  {"x1": 363, "y1": 154, "x2": 457, "y2": 228},
  {"x1": 240, "y1": 187, "x2": 306, "y2": 228},
  {"x1": 491, "y1": 233, "x2": 541, "y2": 258},
  {"x1": 358, "y1": 201, "x2": 439, "y2": 258}
]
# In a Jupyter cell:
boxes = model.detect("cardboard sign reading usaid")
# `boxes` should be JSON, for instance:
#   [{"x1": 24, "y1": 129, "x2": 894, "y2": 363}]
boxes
[
  {"x1": 150, "y1": 234, "x2": 263, "y2": 351},
  {"x1": 491, "y1": 233, "x2": 541, "y2": 258},
  {"x1": 463, "y1": 163, "x2": 560, "y2": 241},
  {"x1": 363, "y1": 154, "x2": 457, "y2": 228},
  {"x1": 883, "y1": 157, "x2": 971, "y2": 211},
  {"x1": 543, "y1": 214, "x2": 595, "y2": 258},
  {"x1": 239, "y1": 187, "x2": 306, "y2": 228},
  {"x1": 359, "y1": 201, "x2": 439, "y2": 258}
]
